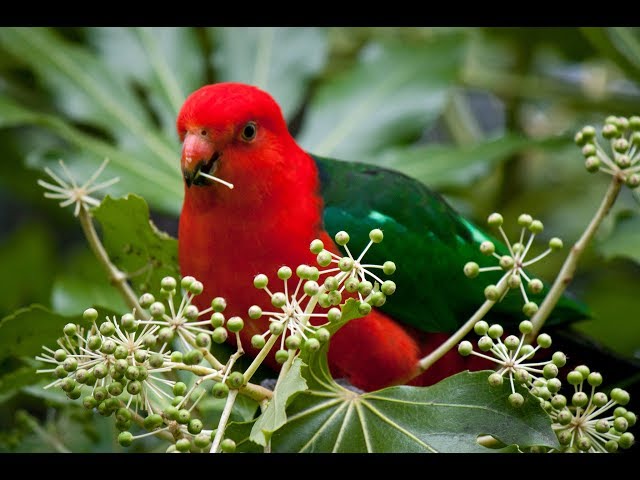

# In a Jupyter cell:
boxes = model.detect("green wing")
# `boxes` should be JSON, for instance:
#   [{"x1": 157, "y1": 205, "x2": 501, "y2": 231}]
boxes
[{"x1": 312, "y1": 154, "x2": 589, "y2": 333}]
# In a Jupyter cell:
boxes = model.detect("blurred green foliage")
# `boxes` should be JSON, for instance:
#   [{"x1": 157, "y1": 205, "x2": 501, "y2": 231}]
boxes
[{"x1": 0, "y1": 27, "x2": 639, "y2": 452}]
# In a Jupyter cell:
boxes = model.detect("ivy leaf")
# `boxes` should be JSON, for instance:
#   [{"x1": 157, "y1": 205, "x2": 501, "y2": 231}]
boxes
[
  {"x1": 0, "y1": 305, "x2": 79, "y2": 363},
  {"x1": 91, "y1": 194, "x2": 179, "y2": 299},
  {"x1": 250, "y1": 357, "x2": 308, "y2": 446},
  {"x1": 597, "y1": 213, "x2": 640, "y2": 265}
]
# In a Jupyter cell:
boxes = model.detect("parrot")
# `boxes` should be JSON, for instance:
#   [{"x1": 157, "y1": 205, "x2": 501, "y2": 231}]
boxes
[{"x1": 177, "y1": 82, "x2": 588, "y2": 392}]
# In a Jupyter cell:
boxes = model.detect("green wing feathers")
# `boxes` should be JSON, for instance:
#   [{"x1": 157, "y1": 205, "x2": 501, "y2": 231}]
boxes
[{"x1": 313, "y1": 154, "x2": 589, "y2": 333}]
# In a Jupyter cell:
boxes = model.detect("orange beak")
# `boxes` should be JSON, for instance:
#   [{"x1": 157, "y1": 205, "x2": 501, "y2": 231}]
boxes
[{"x1": 181, "y1": 132, "x2": 218, "y2": 188}]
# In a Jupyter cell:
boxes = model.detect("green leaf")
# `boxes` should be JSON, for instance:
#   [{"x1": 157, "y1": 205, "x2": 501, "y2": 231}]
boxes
[
  {"x1": 250, "y1": 357, "x2": 308, "y2": 446},
  {"x1": 0, "y1": 305, "x2": 78, "y2": 363},
  {"x1": 597, "y1": 213, "x2": 640, "y2": 264},
  {"x1": 228, "y1": 299, "x2": 556, "y2": 452},
  {"x1": 0, "y1": 223, "x2": 55, "y2": 317},
  {"x1": 210, "y1": 27, "x2": 329, "y2": 121},
  {"x1": 91, "y1": 194, "x2": 179, "y2": 299},
  {"x1": 375, "y1": 135, "x2": 568, "y2": 188},
  {"x1": 51, "y1": 247, "x2": 128, "y2": 316},
  {"x1": 0, "y1": 365, "x2": 38, "y2": 404},
  {"x1": 297, "y1": 33, "x2": 467, "y2": 159},
  {"x1": 581, "y1": 28, "x2": 640, "y2": 83}
]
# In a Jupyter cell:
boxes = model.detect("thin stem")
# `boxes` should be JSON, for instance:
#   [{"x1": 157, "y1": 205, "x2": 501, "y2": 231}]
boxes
[
  {"x1": 398, "y1": 274, "x2": 511, "y2": 384},
  {"x1": 77, "y1": 206, "x2": 146, "y2": 317},
  {"x1": 528, "y1": 176, "x2": 623, "y2": 338},
  {"x1": 210, "y1": 389, "x2": 239, "y2": 453}
]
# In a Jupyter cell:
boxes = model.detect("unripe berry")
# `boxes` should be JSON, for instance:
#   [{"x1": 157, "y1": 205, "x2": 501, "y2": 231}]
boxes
[
  {"x1": 310, "y1": 239, "x2": 324, "y2": 254},
  {"x1": 369, "y1": 229, "x2": 384, "y2": 243},
  {"x1": 463, "y1": 262, "x2": 479, "y2": 278},
  {"x1": 487, "y1": 213, "x2": 503, "y2": 227},
  {"x1": 335, "y1": 231, "x2": 350, "y2": 246}
]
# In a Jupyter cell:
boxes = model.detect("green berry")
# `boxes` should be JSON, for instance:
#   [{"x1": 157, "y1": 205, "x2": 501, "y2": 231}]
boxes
[
  {"x1": 586, "y1": 372, "x2": 603, "y2": 387},
  {"x1": 177, "y1": 409, "x2": 190, "y2": 424},
  {"x1": 304, "y1": 338, "x2": 321, "y2": 353},
  {"x1": 582, "y1": 125, "x2": 596, "y2": 139},
  {"x1": 614, "y1": 138, "x2": 629, "y2": 153},
  {"x1": 516, "y1": 320, "x2": 531, "y2": 335},
  {"x1": 593, "y1": 392, "x2": 608, "y2": 407},
  {"x1": 253, "y1": 274, "x2": 268, "y2": 289},
  {"x1": 139, "y1": 293, "x2": 155, "y2": 308},
  {"x1": 87, "y1": 335, "x2": 102, "y2": 350},
  {"x1": 170, "y1": 351, "x2": 183, "y2": 363},
  {"x1": 529, "y1": 220, "x2": 544, "y2": 234},
  {"x1": 369, "y1": 229, "x2": 384, "y2": 243},
  {"x1": 484, "y1": 285, "x2": 500, "y2": 301},
  {"x1": 212, "y1": 382, "x2": 229, "y2": 399},
  {"x1": 188, "y1": 280, "x2": 203, "y2": 295},
  {"x1": 574, "y1": 131, "x2": 586, "y2": 146},
  {"x1": 509, "y1": 393, "x2": 524, "y2": 408},
  {"x1": 543, "y1": 363, "x2": 558, "y2": 379},
  {"x1": 323, "y1": 276, "x2": 339, "y2": 292},
  {"x1": 108, "y1": 382, "x2": 123, "y2": 396},
  {"x1": 194, "y1": 433, "x2": 212, "y2": 449},
  {"x1": 576, "y1": 436, "x2": 591, "y2": 452},
  {"x1": 60, "y1": 377, "x2": 76, "y2": 393},
  {"x1": 514, "y1": 369, "x2": 530, "y2": 384},
  {"x1": 474, "y1": 320, "x2": 489, "y2": 335},
  {"x1": 271, "y1": 292, "x2": 287, "y2": 308},
  {"x1": 551, "y1": 394, "x2": 566, "y2": 409},
  {"x1": 618, "y1": 432, "x2": 634, "y2": 449},
  {"x1": 188, "y1": 419, "x2": 203, "y2": 435},
  {"x1": 99, "y1": 322, "x2": 116, "y2": 337},
  {"x1": 572, "y1": 392, "x2": 589, "y2": 407},
  {"x1": 552, "y1": 351, "x2": 567, "y2": 367},
  {"x1": 382, "y1": 261, "x2": 396, "y2": 275},
  {"x1": 149, "y1": 301, "x2": 166, "y2": 318},
  {"x1": 316, "y1": 251, "x2": 333, "y2": 267},
  {"x1": 269, "y1": 322, "x2": 285, "y2": 336},
  {"x1": 285, "y1": 335, "x2": 302, "y2": 350},
  {"x1": 504, "y1": 335, "x2": 519, "y2": 351},
  {"x1": 304, "y1": 281, "x2": 320, "y2": 296},
  {"x1": 344, "y1": 277, "x2": 359, "y2": 293},
  {"x1": 479, "y1": 241, "x2": 495, "y2": 256},
  {"x1": 602, "y1": 124, "x2": 619, "y2": 139},
  {"x1": 518, "y1": 214, "x2": 533, "y2": 227},
  {"x1": 63, "y1": 323, "x2": 77, "y2": 337},
  {"x1": 614, "y1": 416, "x2": 629, "y2": 433},
  {"x1": 463, "y1": 262, "x2": 479, "y2": 279},
  {"x1": 173, "y1": 382, "x2": 187, "y2": 397},
  {"x1": 507, "y1": 274, "x2": 521, "y2": 289},
  {"x1": 315, "y1": 328, "x2": 330, "y2": 343},
  {"x1": 54, "y1": 348, "x2": 68, "y2": 362},
  {"x1": 488, "y1": 372, "x2": 503, "y2": 387},
  {"x1": 487, "y1": 324, "x2": 503, "y2": 339},
  {"x1": 595, "y1": 419, "x2": 610, "y2": 434},
  {"x1": 499, "y1": 256, "x2": 514, "y2": 270},
  {"x1": 118, "y1": 431, "x2": 133, "y2": 447},
  {"x1": 180, "y1": 276, "x2": 196, "y2": 290},
  {"x1": 358, "y1": 302, "x2": 372, "y2": 315},
  {"x1": 100, "y1": 339, "x2": 116, "y2": 355},
  {"x1": 296, "y1": 264, "x2": 310, "y2": 279},
  {"x1": 144, "y1": 414, "x2": 164, "y2": 431},
  {"x1": 83, "y1": 308, "x2": 98, "y2": 322},
  {"x1": 251, "y1": 335, "x2": 266, "y2": 349},
  {"x1": 93, "y1": 386, "x2": 108, "y2": 403},
  {"x1": 604, "y1": 440, "x2": 619, "y2": 453},
  {"x1": 212, "y1": 327, "x2": 228, "y2": 344},
  {"x1": 127, "y1": 381, "x2": 141, "y2": 396},
  {"x1": 226, "y1": 372, "x2": 245, "y2": 389},
  {"x1": 557, "y1": 409, "x2": 573, "y2": 426},
  {"x1": 584, "y1": 155, "x2": 600, "y2": 173},
  {"x1": 328, "y1": 290, "x2": 342, "y2": 306},
  {"x1": 625, "y1": 411, "x2": 636, "y2": 427},
  {"x1": 226, "y1": 317, "x2": 244, "y2": 333},
  {"x1": 611, "y1": 388, "x2": 630, "y2": 405},
  {"x1": 175, "y1": 438, "x2": 191, "y2": 452},
  {"x1": 275, "y1": 349, "x2": 290, "y2": 364},
  {"x1": 63, "y1": 357, "x2": 78, "y2": 372},
  {"x1": 536, "y1": 333, "x2": 552, "y2": 348},
  {"x1": 277, "y1": 266, "x2": 292, "y2": 280},
  {"x1": 358, "y1": 280, "x2": 373, "y2": 296},
  {"x1": 626, "y1": 173, "x2": 640, "y2": 188},
  {"x1": 209, "y1": 312, "x2": 225, "y2": 328},
  {"x1": 567, "y1": 371, "x2": 584, "y2": 386},
  {"x1": 575, "y1": 365, "x2": 590, "y2": 378},
  {"x1": 338, "y1": 257, "x2": 354, "y2": 272},
  {"x1": 328, "y1": 308, "x2": 342, "y2": 323},
  {"x1": 125, "y1": 365, "x2": 140, "y2": 381},
  {"x1": 335, "y1": 231, "x2": 350, "y2": 246},
  {"x1": 310, "y1": 239, "x2": 324, "y2": 254},
  {"x1": 478, "y1": 336, "x2": 493, "y2": 351},
  {"x1": 93, "y1": 363, "x2": 108, "y2": 379},
  {"x1": 527, "y1": 279, "x2": 543, "y2": 295},
  {"x1": 458, "y1": 341, "x2": 473, "y2": 356},
  {"x1": 220, "y1": 438, "x2": 236, "y2": 453},
  {"x1": 487, "y1": 213, "x2": 503, "y2": 227}
]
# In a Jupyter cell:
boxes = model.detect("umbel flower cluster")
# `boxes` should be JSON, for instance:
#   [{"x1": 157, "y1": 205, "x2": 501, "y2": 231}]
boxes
[
  {"x1": 575, "y1": 115, "x2": 640, "y2": 186},
  {"x1": 459, "y1": 322, "x2": 635, "y2": 453},
  {"x1": 35, "y1": 228, "x2": 396, "y2": 453}
]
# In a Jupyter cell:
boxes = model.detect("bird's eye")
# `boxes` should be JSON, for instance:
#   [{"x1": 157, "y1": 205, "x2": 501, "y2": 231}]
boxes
[
  {"x1": 200, "y1": 129, "x2": 208, "y2": 137},
  {"x1": 241, "y1": 122, "x2": 257, "y2": 142}
]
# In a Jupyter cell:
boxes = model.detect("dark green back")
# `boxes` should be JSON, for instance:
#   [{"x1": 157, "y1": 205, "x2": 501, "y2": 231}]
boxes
[{"x1": 313, "y1": 155, "x2": 589, "y2": 333}]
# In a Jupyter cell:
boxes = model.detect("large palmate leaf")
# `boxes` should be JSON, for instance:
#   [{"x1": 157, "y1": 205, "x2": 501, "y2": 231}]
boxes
[
  {"x1": 210, "y1": 27, "x2": 329, "y2": 121},
  {"x1": 297, "y1": 32, "x2": 467, "y2": 159},
  {"x1": 227, "y1": 300, "x2": 558, "y2": 453}
]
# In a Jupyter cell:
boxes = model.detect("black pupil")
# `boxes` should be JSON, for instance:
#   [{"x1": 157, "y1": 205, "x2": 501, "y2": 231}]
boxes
[{"x1": 243, "y1": 124, "x2": 256, "y2": 139}]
